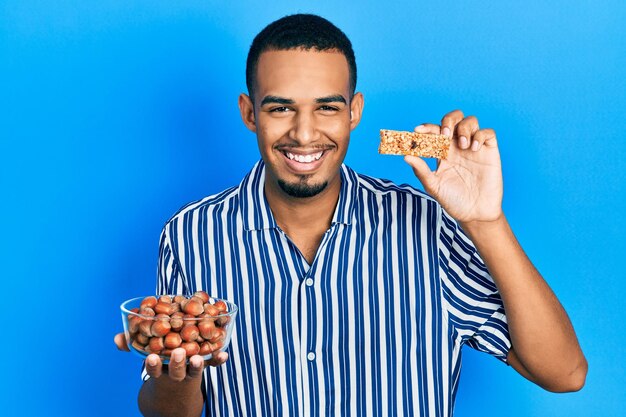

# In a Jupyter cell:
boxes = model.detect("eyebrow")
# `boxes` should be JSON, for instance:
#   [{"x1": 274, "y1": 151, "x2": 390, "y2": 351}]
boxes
[
  {"x1": 315, "y1": 94, "x2": 347, "y2": 104},
  {"x1": 260, "y1": 96, "x2": 295, "y2": 106},
  {"x1": 260, "y1": 94, "x2": 347, "y2": 106}
]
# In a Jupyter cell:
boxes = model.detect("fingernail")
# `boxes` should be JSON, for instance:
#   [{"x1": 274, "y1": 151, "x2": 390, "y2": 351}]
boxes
[
  {"x1": 442, "y1": 127, "x2": 450, "y2": 137},
  {"x1": 459, "y1": 136, "x2": 468, "y2": 148},
  {"x1": 192, "y1": 357, "x2": 203, "y2": 368},
  {"x1": 173, "y1": 351, "x2": 184, "y2": 363},
  {"x1": 471, "y1": 140, "x2": 480, "y2": 151},
  {"x1": 148, "y1": 356, "x2": 157, "y2": 366}
]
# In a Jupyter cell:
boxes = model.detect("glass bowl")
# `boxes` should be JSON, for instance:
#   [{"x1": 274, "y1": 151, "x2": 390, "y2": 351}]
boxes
[{"x1": 120, "y1": 293, "x2": 238, "y2": 364}]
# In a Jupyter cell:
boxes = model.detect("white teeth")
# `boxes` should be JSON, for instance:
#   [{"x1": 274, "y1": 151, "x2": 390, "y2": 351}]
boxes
[{"x1": 285, "y1": 151, "x2": 324, "y2": 163}]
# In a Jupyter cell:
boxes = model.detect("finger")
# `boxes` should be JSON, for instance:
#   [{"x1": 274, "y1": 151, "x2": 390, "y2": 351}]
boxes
[
  {"x1": 404, "y1": 155, "x2": 437, "y2": 193},
  {"x1": 440, "y1": 109, "x2": 464, "y2": 138},
  {"x1": 145, "y1": 354, "x2": 163, "y2": 378},
  {"x1": 473, "y1": 128, "x2": 497, "y2": 149},
  {"x1": 456, "y1": 116, "x2": 479, "y2": 150},
  {"x1": 414, "y1": 123, "x2": 441, "y2": 135},
  {"x1": 167, "y1": 348, "x2": 187, "y2": 382},
  {"x1": 205, "y1": 351, "x2": 229, "y2": 368},
  {"x1": 187, "y1": 355, "x2": 206, "y2": 379},
  {"x1": 114, "y1": 333, "x2": 130, "y2": 352}
]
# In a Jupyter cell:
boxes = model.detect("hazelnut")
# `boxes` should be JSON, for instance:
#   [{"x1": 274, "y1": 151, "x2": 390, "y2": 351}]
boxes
[
  {"x1": 216, "y1": 315, "x2": 231, "y2": 327},
  {"x1": 170, "y1": 316, "x2": 184, "y2": 332},
  {"x1": 140, "y1": 296, "x2": 158, "y2": 310},
  {"x1": 129, "y1": 316, "x2": 143, "y2": 334},
  {"x1": 183, "y1": 300, "x2": 204, "y2": 316},
  {"x1": 132, "y1": 340, "x2": 147, "y2": 352},
  {"x1": 139, "y1": 320, "x2": 153, "y2": 338},
  {"x1": 151, "y1": 319, "x2": 171, "y2": 337},
  {"x1": 209, "y1": 328, "x2": 226, "y2": 344},
  {"x1": 181, "y1": 325, "x2": 199, "y2": 342},
  {"x1": 136, "y1": 333, "x2": 150, "y2": 345},
  {"x1": 139, "y1": 307, "x2": 155, "y2": 317},
  {"x1": 149, "y1": 337, "x2": 165, "y2": 353},
  {"x1": 173, "y1": 295, "x2": 186, "y2": 304},
  {"x1": 199, "y1": 342, "x2": 213, "y2": 356},
  {"x1": 198, "y1": 320, "x2": 216, "y2": 340},
  {"x1": 158, "y1": 295, "x2": 172, "y2": 304},
  {"x1": 190, "y1": 296, "x2": 205, "y2": 306},
  {"x1": 213, "y1": 300, "x2": 227, "y2": 313},
  {"x1": 181, "y1": 341, "x2": 200, "y2": 357},
  {"x1": 154, "y1": 302, "x2": 173, "y2": 315},
  {"x1": 164, "y1": 332, "x2": 182, "y2": 349},
  {"x1": 194, "y1": 291, "x2": 210, "y2": 303},
  {"x1": 182, "y1": 314, "x2": 196, "y2": 327},
  {"x1": 204, "y1": 304, "x2": 219, "y2": 316},
  {"x1": 130, "y1": 307, "x2": 140, "y2": 313}
]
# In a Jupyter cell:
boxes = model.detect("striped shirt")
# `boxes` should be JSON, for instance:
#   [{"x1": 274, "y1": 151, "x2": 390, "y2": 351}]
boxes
[{"x1": 155, "y1": 160, "x2": 511, "y2": 417}]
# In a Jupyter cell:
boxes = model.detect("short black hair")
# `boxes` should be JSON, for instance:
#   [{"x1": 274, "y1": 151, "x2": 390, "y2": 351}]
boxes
[{"x1": 246, "y1": 14, "x2": 357, "y2": 102}]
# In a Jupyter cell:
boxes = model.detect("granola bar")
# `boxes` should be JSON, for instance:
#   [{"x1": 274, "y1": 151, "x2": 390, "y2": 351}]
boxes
[{"x1": 378, "y1": 129, "x2": 450, "y2": 159}]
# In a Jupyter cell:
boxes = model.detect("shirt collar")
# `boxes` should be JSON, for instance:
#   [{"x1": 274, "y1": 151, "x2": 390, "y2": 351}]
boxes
[{"x1": 240, "y1": 160, "x2": 360, "y2": 231}]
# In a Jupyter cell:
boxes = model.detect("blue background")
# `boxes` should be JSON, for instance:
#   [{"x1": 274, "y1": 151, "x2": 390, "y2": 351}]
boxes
[{"x1": 1, "y1": 1, "x2": 624, "y2": 415}]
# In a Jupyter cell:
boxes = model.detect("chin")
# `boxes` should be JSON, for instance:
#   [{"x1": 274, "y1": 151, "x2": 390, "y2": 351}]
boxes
[{"x1": 277, "y1": 178, "x2": 329, "y2": 198}]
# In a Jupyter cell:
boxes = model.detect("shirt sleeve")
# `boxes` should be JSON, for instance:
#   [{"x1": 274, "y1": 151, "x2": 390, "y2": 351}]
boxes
[
  {"x1": 156, "y1": 222, "x2": 187, "y2": 296},
  {"x1": 438, "y1": 208, "x2": 511, "y2": 363},
  {"x1": 141, "y1": 222, "x2": 188, "y2": 382}
]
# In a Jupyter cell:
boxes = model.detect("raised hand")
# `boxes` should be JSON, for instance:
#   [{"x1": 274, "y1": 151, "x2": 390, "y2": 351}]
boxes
[{"x1": 404, "y1": 109, "x2": 503, "y2": 224}]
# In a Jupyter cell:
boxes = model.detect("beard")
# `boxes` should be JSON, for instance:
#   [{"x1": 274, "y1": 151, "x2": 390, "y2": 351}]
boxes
[{"x1": 277, "y1": 176, "x2": 328, "y2": 198}]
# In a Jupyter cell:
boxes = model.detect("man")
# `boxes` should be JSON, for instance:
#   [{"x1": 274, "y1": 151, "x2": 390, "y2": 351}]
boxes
[{"x1": 115, "y1": 13, "x2": 587, "y2": 416}]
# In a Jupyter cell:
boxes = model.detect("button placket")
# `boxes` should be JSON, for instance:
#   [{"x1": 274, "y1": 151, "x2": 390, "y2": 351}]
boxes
[{"x1": 298, "y1": 224, "x2": 337, "y2": 406}]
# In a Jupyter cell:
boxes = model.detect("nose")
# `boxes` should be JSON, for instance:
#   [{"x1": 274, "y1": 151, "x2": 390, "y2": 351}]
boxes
[{"x1": 289, "y1": 111, "x2": 320, "y2": 145}]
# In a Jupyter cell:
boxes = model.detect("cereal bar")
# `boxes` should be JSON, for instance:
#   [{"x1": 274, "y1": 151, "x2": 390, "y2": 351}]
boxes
[{"x1": 379, "y1": 129, "x2": 450, "y2": 159}]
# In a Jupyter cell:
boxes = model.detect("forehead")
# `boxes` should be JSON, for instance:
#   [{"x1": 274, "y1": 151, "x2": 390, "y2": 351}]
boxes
[{"x1": 255, "y1": 49, "x2": 350, "y2": 101}]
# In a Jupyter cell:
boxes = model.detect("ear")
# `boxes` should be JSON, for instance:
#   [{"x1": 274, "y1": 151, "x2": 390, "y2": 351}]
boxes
[
  {"x1": 349, "y1": 92, "x2": 364, "y2": 131},
  {"x1": 238, "y1": 93, "x2": 257, "y2": 133}
]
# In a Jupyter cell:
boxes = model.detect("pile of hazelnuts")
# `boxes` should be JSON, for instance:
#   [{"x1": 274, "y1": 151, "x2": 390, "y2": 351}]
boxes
[{"x1": 126, "y1": 291, "x2": 231, "y2": 358}]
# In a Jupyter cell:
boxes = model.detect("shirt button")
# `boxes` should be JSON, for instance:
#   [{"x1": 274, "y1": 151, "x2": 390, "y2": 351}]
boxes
[
  {"x1": 305, "y1": 278, "x2": 314, "y2": 287},
  {"x1": 307, "y1": 352, "x2": 316, "y2": 361}
]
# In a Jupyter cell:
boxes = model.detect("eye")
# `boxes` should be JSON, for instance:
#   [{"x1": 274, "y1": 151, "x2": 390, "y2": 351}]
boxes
[
  {"x1": 269, "y1": 106, "x2": 291, "y2": 113},
  {"x1": 319, "y1": 105, "x2": 339, "y2": 112}
]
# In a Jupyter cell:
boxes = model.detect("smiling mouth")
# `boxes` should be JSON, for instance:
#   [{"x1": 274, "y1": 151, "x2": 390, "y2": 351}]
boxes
[
  {"x1": 283, "y1": 150, "x2": 324, "y2": 163},
  {"x1": 277, "y1": 147, "x2": 332, "y2": 173}
]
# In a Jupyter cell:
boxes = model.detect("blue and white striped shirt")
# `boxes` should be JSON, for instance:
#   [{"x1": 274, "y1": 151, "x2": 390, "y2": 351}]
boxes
[{"x1": 155, "y1": 160, "x2": 511, "y2": 417}]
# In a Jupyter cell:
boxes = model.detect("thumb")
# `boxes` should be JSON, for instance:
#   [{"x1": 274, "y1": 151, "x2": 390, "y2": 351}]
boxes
[
  {"x1": 404, "y1": 155, "x2": 437, "y2": 191},
  {"x1": 114, "y1": 333, "x2": 130, "y2": 352}
]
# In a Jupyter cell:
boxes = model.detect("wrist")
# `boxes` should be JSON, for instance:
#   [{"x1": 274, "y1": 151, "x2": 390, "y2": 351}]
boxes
[
  {"x1": 460, "y1": 212, "x2": 507, "y2": 239},
  {"x1": 139, "y1": 376, "x2": 204, "y2": 417}
]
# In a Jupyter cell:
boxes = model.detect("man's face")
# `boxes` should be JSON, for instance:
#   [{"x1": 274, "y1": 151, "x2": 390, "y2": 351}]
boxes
[{"x1": 239, "y1": 49, "x2": 363, "y2": 199}]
